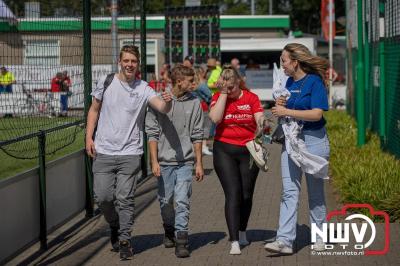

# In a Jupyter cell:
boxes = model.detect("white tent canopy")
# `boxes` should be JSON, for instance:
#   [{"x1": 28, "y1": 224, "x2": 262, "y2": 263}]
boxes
[{"x1": 0, "y1": 0, "x2": 17, "y2": 23}]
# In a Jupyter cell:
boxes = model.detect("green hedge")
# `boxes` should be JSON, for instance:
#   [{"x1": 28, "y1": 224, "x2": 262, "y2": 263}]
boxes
[{"x1": 326, "y1": 111, "x2": 400, "y2": 222}]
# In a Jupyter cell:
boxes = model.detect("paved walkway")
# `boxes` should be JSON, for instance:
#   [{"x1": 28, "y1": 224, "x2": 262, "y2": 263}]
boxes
[{"x1": 9, "y1": 144, "x2": 399, "y2": 266}]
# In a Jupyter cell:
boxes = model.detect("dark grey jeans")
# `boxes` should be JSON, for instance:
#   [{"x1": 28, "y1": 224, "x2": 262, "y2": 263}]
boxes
[{"x1": 93, "y1": 153, "x2": 141, "y2": 241}]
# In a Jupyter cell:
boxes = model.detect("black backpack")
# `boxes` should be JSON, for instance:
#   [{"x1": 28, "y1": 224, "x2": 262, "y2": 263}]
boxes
[
  {"x1": 102, "y1": 73, "x2": 115, "y2": 96},
  {"x1": 92, "y1": 73, "x2": 115, "y2": 140}
]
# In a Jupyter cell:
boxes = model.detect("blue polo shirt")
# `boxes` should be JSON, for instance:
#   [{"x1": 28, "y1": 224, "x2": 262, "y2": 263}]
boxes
[{"x1": 285, "y1": 74, "x2": 328, "y2": 130}]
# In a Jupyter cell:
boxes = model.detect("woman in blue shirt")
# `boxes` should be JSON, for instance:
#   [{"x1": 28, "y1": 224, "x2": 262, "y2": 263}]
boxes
[{"x1": 265, "y1": 43, "x2": 330, "y2": 254}]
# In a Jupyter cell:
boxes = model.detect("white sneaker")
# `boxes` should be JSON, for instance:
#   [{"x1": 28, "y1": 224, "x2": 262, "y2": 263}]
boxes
[
  {"x1": 245, "y1": 140, "x2": 268, "y2": 172},
  {"x1": 312, "y1": 239, "x2": 326, "y2": 251},
  {"x1": 239, "y1": 231, "x2": 249, "y2": 246},
  {"x1": 264, "y1": 240, "x2": 293, "y2": 254},
  {"x1": 230, "y1": 241, "x2": 241, "y2": 255},
  {"x1": 202, "y1": 146, "x2": 213, "y2": 156}
]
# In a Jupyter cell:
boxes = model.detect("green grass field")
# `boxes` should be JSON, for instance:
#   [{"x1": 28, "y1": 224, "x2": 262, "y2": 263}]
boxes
[
  {"x1": 0, "y1": 116, "x2": 81, "y2": 141},
  {"x1": 0, "y1": 116, "x2": 85, "y2": 180},
  {"x1": 0, "y1": 131, "x2": 84, "y2": 180}
]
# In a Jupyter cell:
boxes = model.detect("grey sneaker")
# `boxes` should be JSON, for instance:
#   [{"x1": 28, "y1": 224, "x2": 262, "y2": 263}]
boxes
[
  {"x1": 238, "y1": 231, "x2": 249, "y2": 246},
  {"x1": 264, "y1": 240, "x2": 293, "y2": 254},
  {"x1": 312, "y1": 239, "x2": 326, "y2": 251}
]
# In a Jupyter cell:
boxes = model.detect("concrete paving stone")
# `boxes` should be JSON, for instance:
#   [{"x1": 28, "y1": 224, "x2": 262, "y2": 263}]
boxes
[{"x1": 7, "y1": 144, "x2": 400, "y2": 266}]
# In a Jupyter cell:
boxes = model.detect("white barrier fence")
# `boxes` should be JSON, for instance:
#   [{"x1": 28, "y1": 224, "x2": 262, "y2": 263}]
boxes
[
  {"x1": 1, "y1": 65, "x2": 113, "y2": 113},
  {"x1": 0, "y1": 151, "x2": 86, "y2": 264}
]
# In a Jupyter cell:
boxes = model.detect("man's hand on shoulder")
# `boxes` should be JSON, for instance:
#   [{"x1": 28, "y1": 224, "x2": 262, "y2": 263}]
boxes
[
  {"x1": 149, "y1": 90, "x2": 172, "y2": 114},
  {"x1": 160, "y1": 90, "x2": 172, "y2": 103}
]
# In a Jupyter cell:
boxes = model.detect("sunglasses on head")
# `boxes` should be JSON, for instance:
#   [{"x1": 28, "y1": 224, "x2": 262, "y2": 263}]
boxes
[
  {"x1": 222, "y1": 65, "x2": 234, "y2": 70},
  {"x1": 121, "y1": 45, "x2": 139, "y2": 51}
]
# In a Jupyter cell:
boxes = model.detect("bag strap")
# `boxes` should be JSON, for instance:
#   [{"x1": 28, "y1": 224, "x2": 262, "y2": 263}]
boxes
[
  {"x1": 102, "y1": 73, "x2": 115, "y2": 98},
  {"x1": 92, "y1": 73, "x2": 114, "y2": 140},
  {"x1": 98, "y1": 73, "x2": 115, "y2": 119}
]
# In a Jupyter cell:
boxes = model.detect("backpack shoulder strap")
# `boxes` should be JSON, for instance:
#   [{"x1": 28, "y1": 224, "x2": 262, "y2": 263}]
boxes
[
  {"x1": 93, "y1": 73, "x2": 115, "y2": 140},
  {"x1": 102, "y1": 73, "x2": 115, "y2": 98}
]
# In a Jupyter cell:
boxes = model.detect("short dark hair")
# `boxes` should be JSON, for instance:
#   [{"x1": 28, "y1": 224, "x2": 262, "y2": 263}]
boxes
[{"x1": 170, "y1": 64, "x2": 195, "y2": 86}]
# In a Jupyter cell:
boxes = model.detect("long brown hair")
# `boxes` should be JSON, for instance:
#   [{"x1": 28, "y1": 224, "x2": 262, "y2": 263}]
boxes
[{"x1": 283, "y1": 43, "x2": 329, "y2": 84}]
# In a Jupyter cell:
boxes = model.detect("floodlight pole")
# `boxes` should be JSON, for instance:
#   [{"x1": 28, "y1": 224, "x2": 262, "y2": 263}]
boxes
[
  {"x1": 83, "y1": 0, "x2": 94, "y2": 218},
  {"x1": 111, "y1": 0, "x2": 119, "y2": 73},
  {"x1": 356, "y1": 0, "x2": 366, "y2": 146}
]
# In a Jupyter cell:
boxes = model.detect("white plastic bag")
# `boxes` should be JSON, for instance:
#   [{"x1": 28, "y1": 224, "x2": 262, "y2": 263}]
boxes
[{"x1": 272, "y1": 62, "x2": 290, "y2": 100}]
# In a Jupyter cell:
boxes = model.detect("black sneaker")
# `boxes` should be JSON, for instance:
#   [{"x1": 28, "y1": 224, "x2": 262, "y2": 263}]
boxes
[
  {"x1": 119, "y1": 240, "x2": 133, "y2": 260},
  {"x1": 110, "y1": 226, "x2": 119, "y2": 252}
]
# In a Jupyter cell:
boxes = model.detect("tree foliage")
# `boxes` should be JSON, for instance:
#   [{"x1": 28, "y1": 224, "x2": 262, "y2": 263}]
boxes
[{"x1": 4, "y1": 0, "x2": 345, "y2": 34}]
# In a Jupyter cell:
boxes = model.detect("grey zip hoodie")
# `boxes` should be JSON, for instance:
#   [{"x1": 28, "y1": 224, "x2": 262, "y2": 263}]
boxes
[{"x1": 145, "y1": 92, "x2": 204, "y2": 165}]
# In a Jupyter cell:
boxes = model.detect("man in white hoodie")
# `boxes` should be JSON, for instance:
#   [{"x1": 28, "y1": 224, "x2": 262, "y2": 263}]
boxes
[{"x1": 145, "y1": 64, "x2": 204, "y2": 258}]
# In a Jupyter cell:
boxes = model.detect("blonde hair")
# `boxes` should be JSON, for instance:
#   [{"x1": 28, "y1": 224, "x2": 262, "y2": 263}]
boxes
[
  {"x1": 220, "y1": 64, "x2": 247, "y2": 90},
  {"x1": 283, "y1": 43, "x2": 329, "y2": 84},
  {"x1": 170, "y1": 64, "x2": 195, "y2": 86},
  {"x1": 119, "y1": 45, "x2": 140, "y2": 63}
]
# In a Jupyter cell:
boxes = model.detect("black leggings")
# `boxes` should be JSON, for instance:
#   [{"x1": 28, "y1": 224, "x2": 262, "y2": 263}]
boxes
[{"x1": 213, "y1": 140, "x2": 259, "y2": 241}]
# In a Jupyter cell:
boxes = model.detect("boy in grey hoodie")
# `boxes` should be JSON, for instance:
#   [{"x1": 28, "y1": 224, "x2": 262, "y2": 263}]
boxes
[{"x1": 145, "y1": 64, "x2": 204, "y2": 258}]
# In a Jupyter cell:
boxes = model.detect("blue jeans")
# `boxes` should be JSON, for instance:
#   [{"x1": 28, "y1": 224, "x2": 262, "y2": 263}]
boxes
[
  {"x1": 60, "y1": 94, "x2": 68, "y2": 112},
  {"x1": 0, "y1": 84, "x2": 12, "y2": 93},
  {"x1": 276, "y1": 127, "x2": 330, "y2": 247},
  {"x1": 158, "y1": 164, "x2": 193, "y2": 232}
]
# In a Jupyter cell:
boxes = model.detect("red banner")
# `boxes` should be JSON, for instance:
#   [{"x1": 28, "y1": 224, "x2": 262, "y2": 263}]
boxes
[{"x1": 321, "y1": 0, "x2": 336, "y2": 41}]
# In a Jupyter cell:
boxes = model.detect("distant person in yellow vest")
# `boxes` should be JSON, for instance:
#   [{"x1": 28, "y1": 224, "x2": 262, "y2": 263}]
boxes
[
  {"x1": 0, "y1": 67, "x2": 16, "y2": 93},
  {"x1": 207, "y1": 58, "x2": 222, "y2": 95}
]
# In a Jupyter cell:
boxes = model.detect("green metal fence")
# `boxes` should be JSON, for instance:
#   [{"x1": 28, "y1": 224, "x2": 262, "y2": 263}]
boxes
[
  {"x1": 347, "y1": 0, "x2": 400, "y2": 157},
  {"x1": 0, "y1": 0, "x2": 146, "y2": 250}
]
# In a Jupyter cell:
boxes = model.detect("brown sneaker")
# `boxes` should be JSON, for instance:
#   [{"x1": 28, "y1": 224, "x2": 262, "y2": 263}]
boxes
[{"x1": 175, "y1": 231, "x2": 190, "y2": 258}]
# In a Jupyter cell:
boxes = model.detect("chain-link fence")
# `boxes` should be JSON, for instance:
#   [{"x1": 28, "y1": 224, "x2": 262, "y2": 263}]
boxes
[
  {"x1": 0, "y1": 1, "x2": 87, "y2": 159},
  {"x1": 347, "y1": 0, "x2": 400, "y2": 157},
  {"x1": 0, "y1": 0, "x2": 146, "y2": 254},
  {"x1": 384, "y1": 0, "x2": 400, "y2": 157},
  {"x1": 0, "y1": 0, "x2": 143, "y2": 160}
]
